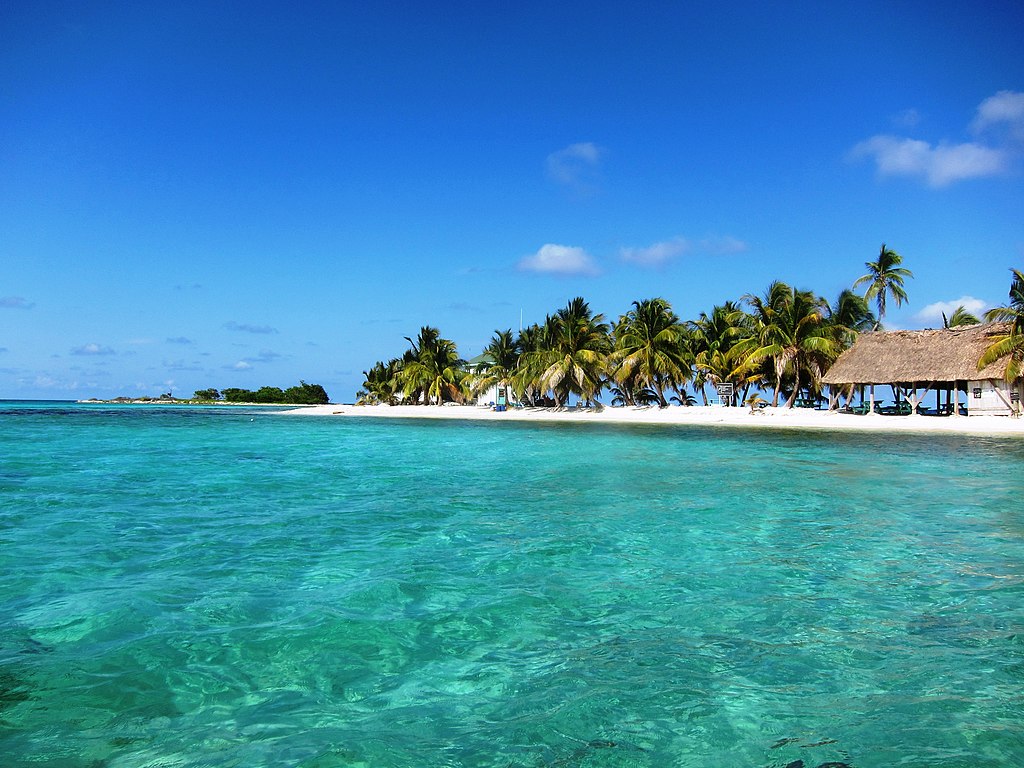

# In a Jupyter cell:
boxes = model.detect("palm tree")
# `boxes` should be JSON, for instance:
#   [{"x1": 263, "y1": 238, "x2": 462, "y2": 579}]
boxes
[
  {"x1": 523, "y1": 297, "x2": 611, "y2": 407},
  {"x1": 398, "y1": 326, "x2": 469, "y2": 405},
  {"x1": 942, "y1": 306, "x2": 981, "y2": 328},
  {"x1": 824, "y1": 290, "x2": 875, "y2": 409},
  {"x1": 471, "y1": 329, "x2": 521, "y2": 402},
  {"x1": 357, "y1": 358, "x2": 401, "y2": 404},
  {"x1": 853, "y1": 243, "x2": 913, "y2": 329},
  {"x1": 611, "y1": 298, "x2": 692, "y2": 407},
  {"x1": 828, "y1": 289, "x2": 876, "y2": 346},
  {"x1": 979, "y1": 268, "x2": 1024, "y2": 381},
  {"x1": 688, "y1": 301, "x2": 749, "y2": 405},
  {"x1": 742, "y1": 282, "x2": 839, "y2": 407}
]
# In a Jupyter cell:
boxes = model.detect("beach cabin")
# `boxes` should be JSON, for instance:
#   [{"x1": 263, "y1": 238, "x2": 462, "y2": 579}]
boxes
[
  {"x1": 465, "y1": 353, "x2": 517, "y2": 408},
  {"x1": 822, "y1": 323, "x2": 1022, "y2": 417}
]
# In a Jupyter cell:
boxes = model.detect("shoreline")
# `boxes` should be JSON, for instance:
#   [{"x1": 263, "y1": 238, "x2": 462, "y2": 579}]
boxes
[
  {"x1": 281, "y1": 403, "x2": 1024, "y2": 437},
  {"x1": 76, "y1": 399, "x2": 304, "y2": 407}
]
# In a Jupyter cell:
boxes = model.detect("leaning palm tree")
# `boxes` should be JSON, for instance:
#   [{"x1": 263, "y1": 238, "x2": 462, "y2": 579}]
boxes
[
  {"x1": 979, "y1": 268, "x2": 1024, "y2": 381},
  {"x1": 611, "y1": 298, "x2": 692, "y2": 407},
  {"x1": 943, "y1": 306, "x2": 981, "y2": 328},
  {"x1": 853, "y1": 243, "x2": 913, "y2": 329}
]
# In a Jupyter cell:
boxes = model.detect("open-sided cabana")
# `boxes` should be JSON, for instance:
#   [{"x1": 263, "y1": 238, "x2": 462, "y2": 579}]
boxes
[{"x1": 822, "y1": 324, "x2": 1022, "y2": 416}]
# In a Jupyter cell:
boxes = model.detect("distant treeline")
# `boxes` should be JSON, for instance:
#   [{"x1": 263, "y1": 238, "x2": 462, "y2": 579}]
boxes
[{"x1": 193, "y1": 381, "x2": 329, "y2": 404}]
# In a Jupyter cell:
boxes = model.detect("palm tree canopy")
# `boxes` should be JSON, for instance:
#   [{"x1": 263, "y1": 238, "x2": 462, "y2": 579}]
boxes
[
  {"x1": 399, "y1": 326, "x2": 468, "y2": 405},
  {"x1": 979, "y1": 268, "x2": 1024, "y2": 380},
  {"x1": 742, "y1": 282, "x2": 839, "y2": 406},
  {"x1": 471, "y1": 329, "x2": 521, "y2": 397},
  {"x1": 611, "y1": 297, "x2": 692, "y2": 406},
  {"x1": 521, "y1": 297, "x2": 611, "y2": 405},
  {"x1": 852, "y1": 243, "x2": 913, "y2": 327},
  {"x1": 943, "y1": 305, "x2": 981, "y2": 328}
]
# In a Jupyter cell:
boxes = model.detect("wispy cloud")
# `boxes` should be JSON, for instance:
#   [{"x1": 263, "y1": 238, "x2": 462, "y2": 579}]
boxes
[
  {"x1": 1, "y1": 296, "x2": 34, "y2": 309},
  {"x1": 849, "y1": 136, "x2": 1006, "y2": 187},
  {"x1": 698, "y1": 235, "x2": 749, "y2": 255},
  {"x1": 620, "y1": 235, "x2": 748, "y2": 268},
  {"x1": 71, "y1": 343, "x2": 116, "y2": 356},
  {"x1": 229, "y1": 360, "x2": 253, "y2": 371},
  {"x1": 224, "y1": 321, "x2": 279, "y2": 335},
  {"x1": 448, "y1": 301, "x2": 484, "y2": 313},
  {"x1": 518, "y1": 244, "x2": 599, "y2": 276},
  {"x1": 164, "y1": 359, "x2": 205, "y2": 372},
  {"x1": 621, "y1": 238, "x2": 689, "y2": 267},
  {"x1": 851, "y1": 90, "x2": 1024, "y2": 187},
  {"x1": 546, "y1": 142, "x2": 603, "y2": 194},
  {"x1": 166, "y1": 336, "x2": 194, "y2": 345},
  {"x1": 970, "y1": 90, "x2": 1024, "y2": 140},
  {"x1": 914, "y1": 296, "x2": 988, "y2": 325}
]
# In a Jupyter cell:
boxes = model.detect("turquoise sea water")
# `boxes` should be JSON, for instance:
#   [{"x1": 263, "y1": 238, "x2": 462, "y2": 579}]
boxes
[{"x1": 1, "y1": 402, "x2": 1022, "y2": 768}]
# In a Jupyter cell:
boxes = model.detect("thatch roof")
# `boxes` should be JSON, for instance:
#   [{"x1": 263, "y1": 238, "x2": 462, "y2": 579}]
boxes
[{"x1": 822, "y1": 323, "x2": 1015, "y2": 385}]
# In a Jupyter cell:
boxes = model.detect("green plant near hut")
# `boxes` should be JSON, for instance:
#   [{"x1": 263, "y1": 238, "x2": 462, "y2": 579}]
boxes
[{"x1": 979, "y1": 268, "x2": 1024, "y2": 381}]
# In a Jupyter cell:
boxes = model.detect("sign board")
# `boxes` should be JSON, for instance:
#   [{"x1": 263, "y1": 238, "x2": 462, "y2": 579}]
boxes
[
  {"x1": 1012, "y1": 391, "x2": 1020, "y2": 403},
  {"x1": 973, "y1": 387, "x2": 982, "y2": 399},
  {"x1": 716, "y1": 383, "x2": 734, "y2": 402}
]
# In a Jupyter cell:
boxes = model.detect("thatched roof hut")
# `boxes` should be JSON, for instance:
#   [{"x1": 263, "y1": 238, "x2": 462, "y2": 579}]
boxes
[{"x1": 822, "y1": 323, "x2": 1014, "y2": 386}]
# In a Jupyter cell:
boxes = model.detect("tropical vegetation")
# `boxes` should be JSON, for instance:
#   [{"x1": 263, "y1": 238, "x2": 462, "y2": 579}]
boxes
[
  {"x1": 979, "y1": 268, "x2": 1024, "y2": 381},
  {"x1": 853, "y1": 243, "x2": 913, "y2": 329},
  {"x1": 195, "y1": 382, "x2": 329, "y2": 404},
  {"x1": 357, "y1": 252, "x2": 1022, "y2": 409}
]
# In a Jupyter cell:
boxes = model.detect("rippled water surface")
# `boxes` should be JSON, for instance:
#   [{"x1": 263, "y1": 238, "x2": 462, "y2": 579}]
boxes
[{"x1": 1, "y1": 402, "x2": 1023, "y2": 767}]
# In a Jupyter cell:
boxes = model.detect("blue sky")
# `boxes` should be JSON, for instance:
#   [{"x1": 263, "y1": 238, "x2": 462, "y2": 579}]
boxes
[{"x1": 2, "y1": 1, "x2": 1023, "y2": 402}]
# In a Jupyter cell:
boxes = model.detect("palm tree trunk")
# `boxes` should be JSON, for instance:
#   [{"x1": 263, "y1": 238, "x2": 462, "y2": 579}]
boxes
[{"x1": 783, "y1": 367, "x2": 800, "y2": 408}]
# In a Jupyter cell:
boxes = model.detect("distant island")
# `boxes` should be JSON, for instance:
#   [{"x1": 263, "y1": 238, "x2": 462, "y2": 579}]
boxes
[{"x1": 80, "y1": 381, "x2": 330, "y2": 406}]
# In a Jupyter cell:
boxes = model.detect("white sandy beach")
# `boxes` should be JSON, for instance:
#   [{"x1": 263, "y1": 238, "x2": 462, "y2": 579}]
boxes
[{"x1": 283, "y1": 403, "x2": 1024, "y2": 436}]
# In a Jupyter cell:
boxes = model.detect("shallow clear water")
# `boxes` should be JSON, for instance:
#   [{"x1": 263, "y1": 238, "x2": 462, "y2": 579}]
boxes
[{"x1": 1, "y1": 402, "x2": 1023, "y2": 767}]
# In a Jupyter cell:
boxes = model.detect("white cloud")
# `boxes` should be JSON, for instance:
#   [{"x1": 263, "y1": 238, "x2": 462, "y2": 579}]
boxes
[
  {"x1": 851, "y1": 90, "x2": 1024, "y2": 187},
  {"x1": 71, "y1": 343, "x2": 116, "y2": 356},
  {"x1": 698, "y1": 235, "x2": 749, "y2": 255},
  {"x1": 518, "y1": 244, "x2": 599, "y2": 276},
  {"x1": 546, "y1": 142, "x2": 603, "y2": 193},
  {"x1": 970, "y1": 90, "x2": 1024, "y2": 139},
  {"x1": 620, "y1": 235, "x2": 748, "y2": 267},
  {"x1": 914, "y1": 296, "x2": 988, "y2": 324},
  {"x1": 231, "y1": 361, "x2": 253, "y2": 370},
  {"x1": 621, "y1": 238, "x2": 689, "y2": 266},
  {"x1": 850, "y1": 135, "x2": 1007, "y2": 187}
]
